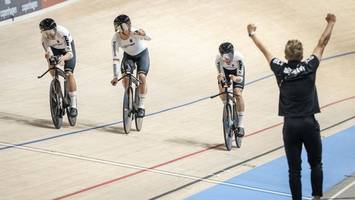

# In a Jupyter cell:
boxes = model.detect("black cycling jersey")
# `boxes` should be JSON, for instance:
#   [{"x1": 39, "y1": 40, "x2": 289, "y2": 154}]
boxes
[{"x1": 270, "y1": 55, "x2": 320, "y2": 117}]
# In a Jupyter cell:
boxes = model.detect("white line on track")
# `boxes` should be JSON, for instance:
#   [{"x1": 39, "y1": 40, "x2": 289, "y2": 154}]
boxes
[
  {"x1": 0, "y1": 141, "x2": 312, "y2": 199},
  {"x1": 329, "y1": 179, "x2": 355, "y2": 200}
]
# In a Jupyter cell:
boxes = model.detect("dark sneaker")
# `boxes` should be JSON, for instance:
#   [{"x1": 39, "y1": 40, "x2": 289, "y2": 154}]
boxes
[
  {"x1": 137, "y1": 108, "x2": 145, "y2": 118},
  {"x1": 236, "y1": 127, "x2": 245, "y2": 137},
  {"x1": 69, "y1": 107, "x2": 78, "y2": 117}
]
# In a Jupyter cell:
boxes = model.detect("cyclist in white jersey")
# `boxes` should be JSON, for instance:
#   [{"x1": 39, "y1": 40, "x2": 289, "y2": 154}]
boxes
[
  {"x1": 110, "y1": 14, "x2": 151, "y2": 118},
  {"x1": 39, "y1": 18, "x2": 78, "y2": 117},
  {"x1": 215, "y1": 42, "x2": 246, "y2": 136}
]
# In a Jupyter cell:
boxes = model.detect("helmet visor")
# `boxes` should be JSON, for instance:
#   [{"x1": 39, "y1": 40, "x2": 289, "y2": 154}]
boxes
[
  {"x1": 41, "y1": 29, "x2": 56, "y2": 38},
  {"x1": 222, "y1": 53, "x2": 233, "y2": 63},
  {"x1": 115, "y1": 23, "x2": 130, "y2": 32}
]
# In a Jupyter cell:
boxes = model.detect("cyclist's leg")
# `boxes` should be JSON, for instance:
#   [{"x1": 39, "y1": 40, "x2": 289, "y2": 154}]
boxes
[
  {"x1": 136, "y1": 49, "x2": 150, "y2": 111},
  {"x1": 120, "y1": 53, "x2": 134, "y2": 90},
  {"x1": 64, "y1": 41, "x2": 77, "y2": 115}
]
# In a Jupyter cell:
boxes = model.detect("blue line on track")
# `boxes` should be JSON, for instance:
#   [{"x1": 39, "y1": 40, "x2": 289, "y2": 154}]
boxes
[{"x1": 185, "y1": 126, "x2": 355, "y2": 200}]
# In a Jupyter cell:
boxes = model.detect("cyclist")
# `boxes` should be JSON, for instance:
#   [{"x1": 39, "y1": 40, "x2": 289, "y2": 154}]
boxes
[
  {"x1": 110, "y1": 14, "x2": 151, "y2": 118},
  {"x1": 215, "y1": 42, "x2": 246, "y2": 137},
  {"x1": 40, "y1": 18, "x2": 78, "y2": 117}
]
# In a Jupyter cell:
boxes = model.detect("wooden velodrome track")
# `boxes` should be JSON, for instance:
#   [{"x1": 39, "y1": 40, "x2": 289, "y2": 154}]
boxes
[{"x1": 0, "y1": 0, "x2": 354, "y2": 199}]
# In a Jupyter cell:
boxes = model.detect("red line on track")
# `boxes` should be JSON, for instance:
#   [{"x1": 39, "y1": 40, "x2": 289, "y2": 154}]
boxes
[{"x1": 54, "y1": 96, "x2": 355, "y2": 199}]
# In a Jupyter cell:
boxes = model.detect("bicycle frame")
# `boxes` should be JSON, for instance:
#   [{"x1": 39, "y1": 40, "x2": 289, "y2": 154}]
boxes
[
  {"x1": 117, "y1": 68, "x2": 143, "y2": 133},
  {"x1": 117, "y1": 71, "x2": 142, "y2": 88},
  {"x1": 210, "y1": 80, "x2": 239, "y2": 103},
  {"x1": 210, "y1": 80, "x2": 241, "y2": 150},
  {"x1": 38, "y1": 66, "x2": 69, "y2": 106}
]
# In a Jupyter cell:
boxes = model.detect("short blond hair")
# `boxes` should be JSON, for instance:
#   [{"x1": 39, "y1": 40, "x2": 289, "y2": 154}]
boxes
[{"x1": 284, "y1": 39, "x2": 303, "y2": 61}]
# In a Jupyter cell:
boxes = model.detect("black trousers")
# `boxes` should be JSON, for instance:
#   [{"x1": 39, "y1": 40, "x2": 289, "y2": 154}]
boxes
[{"x1": 283, "y1": 115, "x2": 323, "y2": 200}]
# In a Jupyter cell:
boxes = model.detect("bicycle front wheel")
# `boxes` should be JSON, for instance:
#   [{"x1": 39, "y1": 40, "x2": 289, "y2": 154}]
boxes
[
  {"x1": 49, "y1": 79, "x2": 63, "y2": 129},
  {"x1": 123, "y1": 87, "x2": 133, "y2": 134},
  {"x1": 222, "y1": 104, "x2": 233, "y2": 151}
]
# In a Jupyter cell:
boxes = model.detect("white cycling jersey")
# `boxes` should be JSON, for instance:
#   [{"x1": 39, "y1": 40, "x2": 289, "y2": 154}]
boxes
[
  {"x1": 111, "y1": 27, "x2": 151, "y2": 61},
  {"x1": 41, "y1": 25, "x2": 73, "y2": 55},
  {"x1": 215, "y1": 51, "x2": 245, "y2": 76}
]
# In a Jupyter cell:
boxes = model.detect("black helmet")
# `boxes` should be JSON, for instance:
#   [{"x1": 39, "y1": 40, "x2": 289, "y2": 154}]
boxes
[
  {"x1": 39, "y1": 18, "x2": 56, "y2": 31},
  {"x1": 114, "y1": 14, "x2": 131, "y2": 31},
  {"x1": 219, "y1": 42, "x2": 234, "y2": 55}
]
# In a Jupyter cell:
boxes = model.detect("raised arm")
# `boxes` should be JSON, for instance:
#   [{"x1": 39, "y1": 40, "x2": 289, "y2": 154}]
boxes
[
  {"x1": 247, "y1": 24, "x2": 274, "y2": 64},
  {"x1": 313, "y1": 13, "x2": 336, "y2": 60}
]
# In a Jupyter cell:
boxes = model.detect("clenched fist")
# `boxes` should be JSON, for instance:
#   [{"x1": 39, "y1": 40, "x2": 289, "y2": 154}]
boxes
[
  {"x1": 325, "y1": 13, "x2": 336, "y2": 23},
  {"x1": 247, "y1": 24, "x2": 257, "y2": 35}
]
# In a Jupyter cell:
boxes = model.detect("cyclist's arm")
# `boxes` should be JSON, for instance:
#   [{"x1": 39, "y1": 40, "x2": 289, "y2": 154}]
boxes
[
  {"x1": 112, "y1": 38, "x2": 120, "y2": 78},
  {"x1": 215, "y1": 56, "x2": 226, "y2": 85},
  {"x1": 62, "y1": 36, "x2": 73, "y2": 60},
  {"x1": 234, "y1": 60, "x2": 245, "y2": 83},
  {"x1": 247, "y1": 24, "x2": 274, "y2": 64},
  {"x1": 41, "y1": 37, "x2": 53, "y2": 59},
  {"x1": 59, "y1": 27, "x2": 73, "y2": 61},
  {"x1": 232, "y1": 52, "x2": 245, "y2": 83},
  {"x1": 312, "y1": 13, "x2": 336, "y2": 60},
  {"x1": 215, "y1": 55, "x2": 224, "y2": 73}
]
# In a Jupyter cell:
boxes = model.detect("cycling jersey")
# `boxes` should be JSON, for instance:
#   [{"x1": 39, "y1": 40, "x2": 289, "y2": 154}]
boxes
[
  {"x1": 111, "y1": 27, "x2": 151, "y2": 58},
  {"x1": 215, "y1": 51, "x2": 245, "y2": 89},
  {"x1": 216, "y1": 51, "x2": 245, "y2": 74},
  {"x1": 112, "y1": 27, "x2": 151, "y2": 78},
  {"x1": 41, "y1": 25, "x2": 73, "y2": 55}
]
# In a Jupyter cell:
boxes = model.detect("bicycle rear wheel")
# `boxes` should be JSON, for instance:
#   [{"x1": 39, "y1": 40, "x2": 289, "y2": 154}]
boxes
[
  {"x1": 235, "y1": 135, "x2": 242, "y2": 148},
  {"x1": 233, "y1": 105, "x2": 242, "y2": 148},
  {"x1": 49, "y1": 79, "x2": 63, "y2": 129},
  {"x1": 66, "y1": 104, "x2": 77, "y2": 126},
  {"x1": 134, "y1": 87, "x2": 143, "y2": 131},
  {"x1": 123, "y1": 87, "x2": 133, "y2": 134},
  {"x1": 222, "y1": 104, "x2": 233, "y2": 151},
  {"x1": 64, "y1": 81, "x2": 77, "y2": 126}
]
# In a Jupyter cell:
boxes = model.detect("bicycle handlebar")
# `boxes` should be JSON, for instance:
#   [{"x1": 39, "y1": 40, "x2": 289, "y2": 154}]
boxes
[
  {"x1": 210, "y1": 91, "x2": 239, "y2": 99},
  {"x1": 37, "y1": 66, "x2": 66, "y2": 79},
  {"x1": 117, "y1": 73, "x2": 142, "y2": 85},
  {"x1": 37, "y1": 55, "x2": 66, "y2": 79}
]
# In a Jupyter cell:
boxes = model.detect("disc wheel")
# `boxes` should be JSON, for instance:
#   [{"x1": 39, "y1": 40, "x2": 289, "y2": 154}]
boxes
[
  {"x1": 123, "y1": 88, "x2": 133, "y2": 134},
  {"x1": 49, "y1": 80, "x2": 63, "y2": 129},
  {"x1": 222, "y1": 104, "x2": 233, "y2": 151}
]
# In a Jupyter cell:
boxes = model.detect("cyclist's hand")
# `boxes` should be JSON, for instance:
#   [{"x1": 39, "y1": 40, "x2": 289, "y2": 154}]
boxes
[
  {"x1": 134, "y1": 29, "x2": 146, "y2": 36},
  {"x1": 111, "y1": 78, "x2": 118, "y2": 86},
  {"x1": 45, "y1": 53, "x2": 50, "y2": 60},
  {"x1": 217, "y1": 73, "x2": 225, "y2": 81},
  {"x1": 247, "y1": 24, "x2": 257, "y2": 34},
  {"x1": 57, "y1": 56, "x2": 65, "y2": 66},
  {"x1": 229, "y1": 74, "x2": 238, "y2": 82}
]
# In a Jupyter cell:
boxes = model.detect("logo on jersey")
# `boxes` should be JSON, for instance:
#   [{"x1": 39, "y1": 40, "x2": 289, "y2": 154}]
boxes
[
  {"x1": 273, "y1": 58, "x2": 284, "y2": 66},
  {"x1": 283, "y1": 65, "x2": 308, "y2": 81}
]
